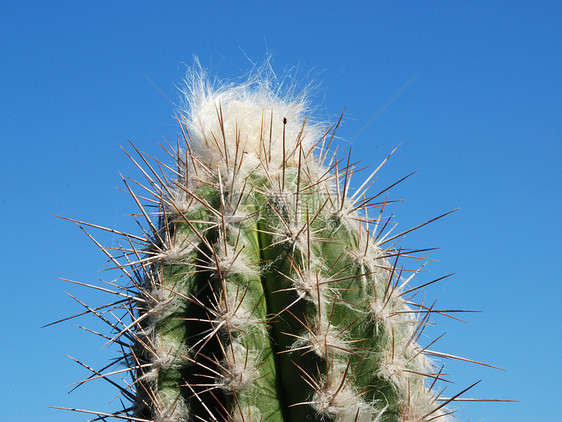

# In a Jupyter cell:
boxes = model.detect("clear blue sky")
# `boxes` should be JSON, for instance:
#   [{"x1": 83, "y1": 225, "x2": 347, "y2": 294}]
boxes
[{"x1": 2, "y1": 1, "x2": 560, "y2": 421}]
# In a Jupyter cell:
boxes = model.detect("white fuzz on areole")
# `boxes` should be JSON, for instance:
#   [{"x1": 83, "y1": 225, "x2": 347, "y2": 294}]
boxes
[
  {"x1": 180, "y1": 67, "x2": 324, "y2": 178},
  {"x1": 159, "y1": 242, "x2": 196, "y2": 263},
  {"x1": 368, "y1": 293, "x2": 404, "y2": 334},
  {"x1": 231, "y1": 406, "x2": 262, "y2": 422},
  {"x1": 219, "y1": 341, "x2": 257, "y2": 392},
  {"x1": 144, "y1": 288, "x2": 178, "y2": 322},
  {"x1": 312, "y1": 361, "x2": 377, "y2": 422},
  {"x1": 348, "y1": 235, "x2": 388, "y2": 276},
  {"x1": 153, "y1": 395, "x2": 189, "y2": 422},
  {"x1": 379, "y1": 352, "x2": 410, "y2": 390},
  {"x1": 222, "y1": 207, "x2": 250, "y2": 230},
  {"x1": 290, "y1": 266, "x2": 327, "y2": 304},
  {"x1": 399, "y1": 385, "x2": 451, "y2": 422},
  {"x1": 266, "y1": 213, "x2": 313, "y2": 253},
  {"x1": 166, "y1": 186, "x2": 198, "y2": 216},
  {"x1": 138, "y1": 342, "x2": 175, "y2": 384},
  {"x1": 151, "y1": 334, "x2": 187, "y2": 366},
  {"x1": 214, "y1": 241, "x2": 256, "y2": 277},
  {"x1": 295, "y1": 315, "x2": 352, "y2": 358},
  {"x1": 378, "y1": 341, "x2": 442, "y2": 412},
  {"x1": 215, "y1": 292, "x2": 258, "y2": 331}
]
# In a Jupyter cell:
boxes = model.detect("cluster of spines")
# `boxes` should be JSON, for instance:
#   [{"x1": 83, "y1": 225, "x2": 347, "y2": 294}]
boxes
[{"x1": 51, "y1": 80, "x2": 500, "y2": 422}]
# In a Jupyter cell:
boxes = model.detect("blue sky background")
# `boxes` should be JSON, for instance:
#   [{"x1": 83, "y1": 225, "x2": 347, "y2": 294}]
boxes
[{"x1": 2, "y1": 1, "x2": 561, "y2": 421}]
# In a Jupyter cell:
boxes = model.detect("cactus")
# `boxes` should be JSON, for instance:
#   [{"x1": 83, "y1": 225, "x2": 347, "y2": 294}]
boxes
[{"x1": 54, "y1": 69, "x2": 481, "y2": 421}]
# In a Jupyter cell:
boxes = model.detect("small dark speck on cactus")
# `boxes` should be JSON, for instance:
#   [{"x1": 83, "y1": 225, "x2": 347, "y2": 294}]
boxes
[{"x1": 50, "y1": 64, "x2": 504, "y2": 422}]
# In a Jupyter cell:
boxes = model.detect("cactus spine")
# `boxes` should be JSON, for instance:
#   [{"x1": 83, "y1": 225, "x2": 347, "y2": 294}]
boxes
[{"x1": 57, "y1": 71, "x2": 467, "y2": 421}]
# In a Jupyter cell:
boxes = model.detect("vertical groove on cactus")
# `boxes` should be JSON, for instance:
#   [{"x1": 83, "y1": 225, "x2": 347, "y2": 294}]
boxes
[{"x1": 52, "y1": 67, "x2": 492, "y2": 421}]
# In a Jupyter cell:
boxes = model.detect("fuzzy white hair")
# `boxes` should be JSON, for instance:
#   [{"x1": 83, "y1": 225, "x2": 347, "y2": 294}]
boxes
[{"x1": 178, "y1": 62, "x2": 324, "y2": 176}]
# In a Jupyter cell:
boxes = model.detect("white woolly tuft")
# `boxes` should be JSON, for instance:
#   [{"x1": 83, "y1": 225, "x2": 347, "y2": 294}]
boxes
[
  {"x1": 399, "y1": 386, "x2": 453, "y2": 422},
  {"x1": 144, "y1": 288, "x2": 180, "y2": 324},
  {"x1": 216, "y1": 291, "x2": 258, "y2": 331},
  {"x1": 214, "y1": 241, "x2": 256, "y2": 277},
  {"x1": 179, "y1": 63, "x2": 323, "y2": 177},
  {"x1": 153, "y1": 395, "x2": 189, "y2": 422},
  {"x1": 312, "y1": 360, "x2": 380, "y2": 422},
  {"x1": 220, "y1": 341, "x2": 257, "y2": 392},
  {"x1": 293, "y1": 315, "x2": 352, "y2": 358},
  {"x1": 231, "y1": 406, "x2": 262, "y2": 422}
]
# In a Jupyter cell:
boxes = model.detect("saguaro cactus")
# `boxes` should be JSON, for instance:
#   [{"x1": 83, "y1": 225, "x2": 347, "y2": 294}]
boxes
[{"x1": 54, "y1": 69, "x2": 481, "y2": 421}]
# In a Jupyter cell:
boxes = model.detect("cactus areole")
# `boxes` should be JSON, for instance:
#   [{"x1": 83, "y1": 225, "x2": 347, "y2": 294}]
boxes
[{"x1": 57, "y1": 70, "x2": 473, "y2": 421}]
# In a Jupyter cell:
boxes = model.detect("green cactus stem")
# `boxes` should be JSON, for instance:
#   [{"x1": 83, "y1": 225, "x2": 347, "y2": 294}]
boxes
[{"x1": 54, "y1": 68, "x2": 484, "y2": 421}]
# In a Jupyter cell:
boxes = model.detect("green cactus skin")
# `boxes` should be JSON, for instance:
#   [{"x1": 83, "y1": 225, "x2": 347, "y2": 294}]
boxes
[{"x1": 54, "y1": 71, "x2": 484, "y2": 421}]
